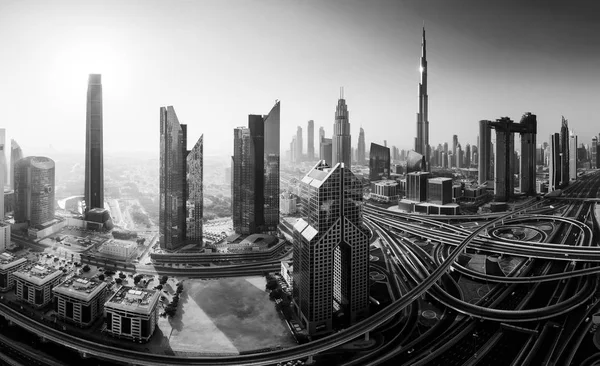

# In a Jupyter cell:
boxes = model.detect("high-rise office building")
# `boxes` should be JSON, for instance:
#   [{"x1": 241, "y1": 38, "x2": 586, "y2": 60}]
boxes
[
  {"x1": 263, "y1": 101, "x2": 281, "y2": 233},
  {"x1": 186, "y1": 135, "x2": 203, "y2": 244},
  {"x1": 465, "y1": 144, "x2": 471, "y2": 168},
  {"x1": 478, "y1": 120, "x2": 492, "y2": 184},
  {"x1": 560, "y1": 117, "x2": 569, "y2": 187},
  {"x1": 407, "y1": 171, "x2": 430, "y2": 202},
  {"x1": 569, "y1": 131, "x2": 577, "y2": 181},
  {"x1": 10, "y1": 139, "x2": 23, "y2": 190},
  {"x1": 452, "y1": 135, "x2": 458, "y2": 159},
  {"x1": 84, "y1": 74, "x2": 104, "y2": 213},
  {"x1": 290, "y1": 136, "x2": 297, "y2": 163},
  {"x1": 519, "y1": 112, "x2": 537, "y2": 195},
  {"x1": 332, "y1": 88, "x2": 351, "y2": 169},
  {"x1": 415, "y1": 27, "x2": 430, "y2": 171},
  {"x1": 357, "y1": 127, "x2": 366, "y2": 165},
  {"x1": 307, "y1": 120, "x2": 314, "y2": 161},
  {"x1": 0, "y1": 130, "x2": 7, "y2": 190},
  {"x1": 456, "y1": 144, "x2": 463, "y2": 168},
  {"x1": 319, "y1": 127, "x2": 325, "y2": 143},
  {"x1": 159, "y1": 106, "x2": 188, "y2": 250},
  {"x1": 292, "y1": 161, "x2": 369, "y2": 336},
  {"x1": 14, "y1": 157, "x2": 55, "y2": 226},
  {"x1": 232, "y1": 102, "x2": 280, "y2": 235},
  {"x1": 296, "y1": 126, "x2": 303, "y2": 163},
  {"x1": 369, "y1": 143, "x2": 390, "y2": 181},
  {"x1": 592, "y1": 137, "x2": 597, "y2": 169},
  {"x1": 320, "y1": 138, "x2": 333, "y2": 167},
  {"x1": 549, "y1": 133, "x2": 561, "y2": 191}
]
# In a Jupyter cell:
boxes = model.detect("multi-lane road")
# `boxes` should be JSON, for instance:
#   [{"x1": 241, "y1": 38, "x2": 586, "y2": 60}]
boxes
[{"x1": 3, "y1": 171, "x2": 600, "y2": 365}]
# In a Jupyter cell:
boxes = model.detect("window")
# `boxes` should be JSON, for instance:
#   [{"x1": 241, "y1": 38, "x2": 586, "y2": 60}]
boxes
[{"x1": 121, "y1": 317, "x2": 132, "y2": 334}]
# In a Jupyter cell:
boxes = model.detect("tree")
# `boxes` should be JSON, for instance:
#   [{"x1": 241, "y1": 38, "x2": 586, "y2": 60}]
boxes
[
  {"x1": 176, "y1": 283, "x2": 184, "y2": 294},
  {"x1": 82, "y1": 265, "x2": 91, "y2": 272},
  {"x1": 119, "y1": 273, "x2": 126, "y2": 279},
  {"x1": 154, "y1": 284, "x2": 163, "y2": 291},
  {"x1": 160, "y1": 275, "x2": 169, "y2": 285},
  {"x1": 115, "y1": 278, "x2": 123, "y2": 285},
  {"x1": 266, "y1": 279, "x2": 279, "y2": 291},
  {"x1": 134, "y1": 274, "x2": 144, "y2": 284},
  {"x1": 104, "y1": 270, "x2": 115, "y2": 276},
  {"x1": 98, "y1": 274, "x2": 105, "y2": 281}
]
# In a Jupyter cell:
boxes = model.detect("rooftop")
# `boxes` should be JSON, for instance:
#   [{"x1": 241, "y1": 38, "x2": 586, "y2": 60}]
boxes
[
  {"x1": 106, "y1": 286, "x2": 160, "y2": 315},
  {"x1": 102, "y1": 239, "x2": 137, "y2": 249},
  {"x1": 14, "y1": 263, "x2": 62, "y2": 285},
  {"x1": 0, "y1": 252, "x2": 27, "y2": 269},
  {"x1": 53, "y1": 275, "x2": 108, "y2": 301}
]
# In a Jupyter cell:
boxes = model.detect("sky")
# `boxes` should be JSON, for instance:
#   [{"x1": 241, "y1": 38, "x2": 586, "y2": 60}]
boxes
[{"x1": 0, "y1": 0, "x2": 599, "y2": 158}]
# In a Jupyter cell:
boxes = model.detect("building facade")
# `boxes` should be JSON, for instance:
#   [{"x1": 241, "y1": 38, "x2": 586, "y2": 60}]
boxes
[
  {"x1": 332, "y1": 90, "x2": 351, "y2": 169},
  {"x1": 369, "y1": 143, "x2": 390, "y2": 181},
  {"x1": 406, "y1": 171, "x2": 430, "y2": 202},
  {"x1": 280, "y1": 192, "x2": 297, "y2": 215},
  {"x1": 357, "y1": 127, "x2": 366, "y2": 165},
  {"x1": 84, "y1": 74, "x2": 104, "y2": 213},
  {"x1": 427, "y1": 177, "x2": 452, "y2": 205},
  {"x1": 159, "y1": 106, "x2": 187, "y2": 250},
  {"x1": 187, "y1": 135, "x2": 203, "y2": 244},
  {"x1": 104, "y1": 286, "x2": 160, "y2": 342},
  {"x1": 0, "y1": 253, "x2": 26, "y2": 291},
  {"x1": 307, "y1": 120, "x2": 315, "y2": 161},
  {"x1": 415, "y1": 27, "x2": 430, "y2": 171},
  {"x1": 10, "y1": 139, "x2": 22, "y2": 190},
  {"x1": 320, "y1": 138, "x2": 333, "y2": 167},
  {"x1": 370, "y1": 180, "x2": 399, "y2": 202},
  {"x1": 292, "y1": 161, "x2": 369, "y2": 336},
  {"x1": 14, "y1": 264, "x2": 62, "y2": 307},
  {"x1": 53, "y1": 276, "x2": 108, "y2": 327},
  {"x1": 14, "y1": 157, "x2": 55, "y2": 226},
  {"x1": 232, "y1": 101, "x2": 280, "y2": 235}
]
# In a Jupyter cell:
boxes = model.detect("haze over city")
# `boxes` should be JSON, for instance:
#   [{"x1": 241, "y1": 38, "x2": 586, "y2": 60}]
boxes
[
  {"x1": 1, "y1": 0, "x2": 598, "y2": 157},
  {"x1": 2, "y1": 1, "x2": 600, "y2": 366}
]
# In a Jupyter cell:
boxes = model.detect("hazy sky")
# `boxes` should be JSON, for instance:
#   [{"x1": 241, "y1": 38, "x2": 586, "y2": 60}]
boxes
[{"x1": 1, "y1": 0, "x2": 598, "y2": 157}]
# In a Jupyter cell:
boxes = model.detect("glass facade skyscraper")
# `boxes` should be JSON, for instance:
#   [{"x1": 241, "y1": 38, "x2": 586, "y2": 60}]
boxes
[
  {"x1": 357, "y1": 127, "x2": 366, "y2": 165},
  {"x1": 292, "y1": 161, "x2": 369, "y2": 336},
  {"x1": 186, "y1": 135, "x2": 203, "y2": 244},
  {"x1": 10, "y1": 139, "x2": 23, "y2": 190},
  {"x1": 369, "y1": 143, "x2": 390, "y2": 181},
  {"x1": 232, "y1": 101, "x2": 280, "y2": 235},
  {"x1": 159, "y1": 106, "x2": 187, "y2": 250},
  {"x1": 14, "y1": 157, "x2": 55, "y2": 226},
  {"x1": 307, "y1": 120, "x2": 314, "y2": 161},
  {"x1": 84, "y1": 74, "x2": 104, "y2": 213}
]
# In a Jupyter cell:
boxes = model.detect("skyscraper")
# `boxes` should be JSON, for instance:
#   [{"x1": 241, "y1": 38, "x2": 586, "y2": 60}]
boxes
[
  {"x1": 519, "y1": 112, "x2": 537, "y2": 195},
  {"x1": 415, "y1": 27, "x2": 430, "y2": 171},
  {"x1": 307, "y1": 120, "x2": 315, "y2": 161},
  {"x1": 319, "y1": 126, "x2": 325, "y2": 143},
  {"x1": 320, "y1": 138, "x2": 333, "y2": 167},
  {"x1": 332, "y1": 88, "x2": 351, "y2": 169},
  {"x1": 591, "y1": 137, "x2": 597, "y2": 169},
  {"x1": 292, "y1": 161, "x2": 369, "y2": 336},
  {"x1": 232, "y1": 101, "x2": 280, "y2": 235},
  {"x1": 0, "y1": 130, "x2": 7, "y2": 190},
  {"x1": 357, "y1": 127, "x2": 366, "y2": 165},
  {"x1": 296, "y1": 126, "x2": 303, "y2": 163},
  {"x1": 84, "y1": 74, "x2": 104, "y2": 213},
  {"x1": 560, "y1": 116, "x2": 569, "y2": 187},
  {"x1": 159, "y1": 106, "x2": 187, "y2": 250},
  {"x1": 549, "y1": 133, "x2": 561, "y2": 191},
  {"x1": 478, "y1": 120, "x2": 492, "y2": 185},
  {"x1": 186, "y1": 135, "x2": 203, "y2": 244},
  {"x1": 569, "y1": 131, "x2": 577, "y2": 181},
  {"x1": 369, "y1": 143, "x2": 390, "y2": 181},
  {"x1": 465, "y1": 143, "x2": 471, "y2": 168},
  {"x1": 263, "y1": 101, "x2": 281, "y2": 233},
  {"x1": 10, "y1": 139, "x2": 23, "y2": 190},
  {"x1": 14, "y1": 157, "x2": 55, "y2": 226}
]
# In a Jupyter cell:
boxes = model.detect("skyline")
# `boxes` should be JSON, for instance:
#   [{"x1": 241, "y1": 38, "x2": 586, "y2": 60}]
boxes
[{"x1": 1, "y1": 0, "x2": 599, "y2": 157}]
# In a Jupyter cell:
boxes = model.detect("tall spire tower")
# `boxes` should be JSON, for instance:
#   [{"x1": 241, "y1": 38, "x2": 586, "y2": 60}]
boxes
[
  {"x1": 332, "y1": 87, "x2": 351, "y2": 169},
  {"x1": 415, "y1": 26, "x2": 429, "y2": 171}
]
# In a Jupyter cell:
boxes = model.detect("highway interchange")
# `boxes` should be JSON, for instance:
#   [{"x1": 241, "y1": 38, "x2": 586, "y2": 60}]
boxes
[{"x1": 3, "y1": 172, "x2": 600, "y2": 364}]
